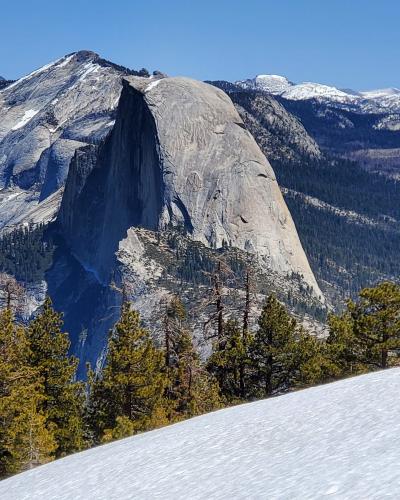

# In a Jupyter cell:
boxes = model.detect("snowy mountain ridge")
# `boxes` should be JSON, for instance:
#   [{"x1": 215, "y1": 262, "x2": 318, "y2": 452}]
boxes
[
  {"x1": 0, "y1": 50, "x2": 136, "y2": 230},
  {"x1": 237, "y1": 74, "x2": 400, "y2": 112},
  {"x1": 2, "y1": 368, "x2": 400, "y2": 499}
]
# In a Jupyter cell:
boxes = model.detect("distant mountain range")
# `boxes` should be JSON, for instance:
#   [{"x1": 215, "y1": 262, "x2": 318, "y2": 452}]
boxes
[{"x1": 237, "y1": 74, "x2": 400, "y2": 115}]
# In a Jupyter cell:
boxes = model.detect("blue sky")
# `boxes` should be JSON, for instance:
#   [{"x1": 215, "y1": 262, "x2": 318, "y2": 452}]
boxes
[{"x1": 2, "y1": 0, "x2": 400, "y2": 90}]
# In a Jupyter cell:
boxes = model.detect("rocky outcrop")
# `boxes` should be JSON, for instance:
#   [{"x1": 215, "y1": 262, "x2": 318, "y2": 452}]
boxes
[
  {"x1": 0, "y1": 51, "x2": 133, "y2": 230},
  {"x1": 58, "y1": 76, "x2": 322, "y2": 297},
  {"x1": 228, "y1": 90, "x2": 322, "y2": 164}
]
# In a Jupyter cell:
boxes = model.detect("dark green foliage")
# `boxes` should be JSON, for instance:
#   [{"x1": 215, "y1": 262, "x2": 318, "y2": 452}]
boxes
[
  {"x1": 27, "y1": 297, "x2": 85, "y2": 456},
  {"x1": 285, "y1": 194, "x2": 400, "y2": 296},
  {"x1": 327, "y1": 281, "x2": 400, "y2": 373},
  {"x1": 0, "y1": 308, "x2": 56, "y2": 476},
  {"x1": 275, "y1": 157, "x2": 400, "y2": 222},
  {"x1": 4, "y1": 276, "x2": 400, "y2": 480},
  {"x1": 277, "y1": 96, "x2": 400, "y2": 152},
  {"x1": 222, "y1": 85, "x2": 400, "y2": 301},
  {"x1": 274, "y1": 156, "x2": 400, "y2": 299},
  {"x1": 163, "y1": 297, "x2": 222, "y2": 419},
  {"x1": 249, "y1": 295, "x2": 300, "y2": 396},
  {"x1": 0, "y1": 224, "x2": 55, "y2": 283},
  {"x1": 87, "y1": 303, "x2": 168, "y2": 443},
  {"x1": 207, "y1": 320, "x2": 249, "y2": 400}
]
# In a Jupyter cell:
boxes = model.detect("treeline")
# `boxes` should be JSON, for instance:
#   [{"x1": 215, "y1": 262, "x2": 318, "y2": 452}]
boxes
[{"x1": 1, "y1": 281, "x2": 400, "y2": 478}]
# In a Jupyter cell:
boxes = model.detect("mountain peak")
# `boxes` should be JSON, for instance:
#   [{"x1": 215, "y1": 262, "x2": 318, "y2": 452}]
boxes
[
  {"x1": 237, "y1": 74, "x2": 293, "y2": 94},
  {"x1": 236, "y1": 74, "x2": 400, "y2": 112},
  {"x1": 66, "y1": 50, "x2": 100, "y2": 62},
  {"x1": 360, "y1": 87, "x2": 400, "y2": 98}
]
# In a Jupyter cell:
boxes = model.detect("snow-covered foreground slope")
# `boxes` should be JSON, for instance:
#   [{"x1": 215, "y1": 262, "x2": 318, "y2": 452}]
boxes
[{"x1": 2, "y1": 369, "x2": 400, "y2": 499}]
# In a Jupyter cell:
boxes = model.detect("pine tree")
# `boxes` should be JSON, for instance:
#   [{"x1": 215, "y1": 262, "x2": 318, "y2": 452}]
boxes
[
  {"x1": 3, "y1": 385, "x2": 56, "y2": 474},
  {"x1": 328, "y1": 281, "x2": 400, "y2": 372},
  {"x1": 27, "y1": 297, "x2": 85, "y2": 456},
  {"x1": 249, "y1": 294, "x2": 298, "y2": 396},
  {"x1": 295, "y1": 329, "x2": 338, "y2": 386},
  {"x1": 89, "y1": 303, "x2": 168, "y2": 442},
  {"x1": 240, "y1": 269, "x2": 252, "y2": 397},
  {"x1": 326, "y1": 311, "x2": 365, "y2": 376},
  {"x1": 163, "y1": 297, "x2": 222, "y2": 419},
  {"x1": 350, "y1": 282, "x2": 400, "y2": 369},
  {"x1": 207, "y1": 320, "x2": 249, "y2": 401},
  {"x1": 0, "y1": 308, "x2": 55, "y2": 476}
]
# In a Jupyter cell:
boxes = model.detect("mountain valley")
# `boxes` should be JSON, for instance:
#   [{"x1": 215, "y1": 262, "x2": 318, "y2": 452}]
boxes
[{"x1": 1, "y1": 53, "x2": 400, "y2": 369}]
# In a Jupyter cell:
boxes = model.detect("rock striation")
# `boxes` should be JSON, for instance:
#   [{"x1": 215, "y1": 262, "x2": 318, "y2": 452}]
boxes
[{"x1": 58, "y1": 76, "x2": 322, "y2": 296}]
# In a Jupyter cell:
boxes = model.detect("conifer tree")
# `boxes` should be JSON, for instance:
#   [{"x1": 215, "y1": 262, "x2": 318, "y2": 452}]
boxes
[
  {"x1": 328, "y1": 281, "x2": 400, "y2": 372},
  {"x1": 295, "y1": 329, "x2": 338, "y2": 386},
  {"x1": 249, "y1": 294, "x2": 298, "y2": 396},
  {"x1": 207, "y1": 320, "x2": 249, "y2": 400},
  {"x1": 90, "y1": 303, "x2": 168, "y2": 442},
  {"x1": 0, "y1": 308, "x2": 55, "y2": 476},
  {"x1": 349, "y1": 282, "x2": 400, "y2": 369},
  {"x1": 163, "y1": 297, "x2": 222, "y2": 419},
  {"x1": 240, "y1": 269, "x2": 252, "y2": 396},
  {"x1": 3, "y1": 385, "x2": 56, "y2": 474},
  {"x1": 326, "y1": 311, "x2": 364, "y2": 376},
  {"x1": 27, "y1": 297, "x2": 85, "y2": 456}
]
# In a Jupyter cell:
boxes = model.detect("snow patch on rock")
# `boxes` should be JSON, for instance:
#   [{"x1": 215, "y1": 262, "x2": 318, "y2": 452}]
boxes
[{"x1": 11, "y1": 109, "x2": 38, "y2": 130}]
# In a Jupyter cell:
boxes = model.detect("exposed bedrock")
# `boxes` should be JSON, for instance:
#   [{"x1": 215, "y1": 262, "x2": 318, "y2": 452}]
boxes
[{"x1": 59, "y1": 76, "x2": 322, "y2": 297}]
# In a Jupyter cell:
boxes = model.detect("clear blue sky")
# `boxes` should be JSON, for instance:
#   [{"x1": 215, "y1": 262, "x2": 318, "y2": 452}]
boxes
[{"x1": 2, "y1": 0, "x2": 400, "y2": 90}]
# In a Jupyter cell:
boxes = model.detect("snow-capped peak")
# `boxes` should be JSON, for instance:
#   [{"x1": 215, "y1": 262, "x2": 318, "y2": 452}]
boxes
[
  {"x1": 360, "y1": 87, "x2": 400, "y2": 99},
  {"x1": 236, "y1": 74, "x2": 400, "y2": 112},
  {"x1": 283, "y1": 81, "x2": 353, "y2": 101},
  {"x1": 236, "y1": 74, "x2": 357, "y2": 103},
  {"x1": 0, "y1": 50, "x2": 131, "y2": 228},
  {"x1": 251, "y1": 74, "x2": 293, "y2": 94},
  {"x1": 2, "y1": 51, "x2": 100, "y2": 93}
]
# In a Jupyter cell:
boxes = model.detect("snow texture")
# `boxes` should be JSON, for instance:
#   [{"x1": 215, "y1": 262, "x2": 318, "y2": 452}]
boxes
[
  {"x1": 237, "y1": 74, "x2": 400, "y2": 113},
  {"x1": 11, "y1": 109, "x2": 38, "y2": 130},
  {"x1": 2, "y1": 368, "x2": 400, "y2": 499}
]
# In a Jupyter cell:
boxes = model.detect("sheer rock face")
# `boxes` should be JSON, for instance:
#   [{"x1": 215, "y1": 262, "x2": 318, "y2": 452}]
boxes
[{"x1": 59, "y1": 76, "x2": 322, "y2": 297}]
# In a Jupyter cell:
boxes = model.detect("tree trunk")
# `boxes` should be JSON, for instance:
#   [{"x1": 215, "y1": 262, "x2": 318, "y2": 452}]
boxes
[{"x1": 214, "y1": 262, "x2": 224, "y2": 347}]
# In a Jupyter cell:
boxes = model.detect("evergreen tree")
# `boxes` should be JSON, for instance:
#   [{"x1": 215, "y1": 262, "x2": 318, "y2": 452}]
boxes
[
  {"x1": 295, "y1": 329, "x2": 338, "y2": 386},
  {"x1": 0, "y1": 308, "x2": 55, "y2": 476},
  {"x1": 3, "y1": 386, "x2": 56, "y2": 474},
  {"x1": 328, "y1": 281, "x2": 400, "y2": 372},
  {"x1": 326, "y1": 311, "x2": 366, "y2": 376},
  {"x1": 27, "y1": 297, "x2": 85, "y2": 456},
  {"x1": 350, "y1": 282, "x2": 400, "y2": 369},
  {"x1": 207, "y1": 320, "x2": 249, "y2": 401},
  {"x1": 161, "y1": 297, "x2": 221, "y2": 420},
  {"x1": 249, "y1": 294, "x2": 299, "y2": 396},
  {"x1": 89, "y1": 303, "x2": 168, "y2": 442}
]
